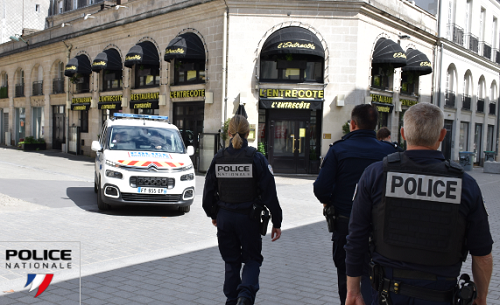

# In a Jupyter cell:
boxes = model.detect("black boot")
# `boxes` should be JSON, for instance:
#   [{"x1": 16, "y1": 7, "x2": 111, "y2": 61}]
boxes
[{"x1": 236, "y1": 297, "x2": 252, "y2": 305}]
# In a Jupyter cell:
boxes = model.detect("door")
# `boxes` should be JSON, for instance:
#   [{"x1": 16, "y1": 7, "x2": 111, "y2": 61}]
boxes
[
  {"x1": 474, "y1": 123, "x2": 482, "y2": 165},
  {"x1": 441, "y1": 120, "x2": 453, "y2": 160},
  {"x1": 269, "y1": 119, "x2": 309, "y2": 174},
  {"x1": 173, "y1": 102, "x2": 205, "y2": 168},
  {"x1": 52, "y1": 105, "x2": 65, "y2": 149}
]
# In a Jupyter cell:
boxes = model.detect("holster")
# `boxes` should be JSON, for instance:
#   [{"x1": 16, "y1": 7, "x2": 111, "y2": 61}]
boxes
[
  {"x1": 261, "y1": 207, "x2": 270, "y2": 236},
  {"x1": 453, "y1": 274, "x2": 477, "y2": 305},
  {"x1": 250, "y1": 203, "x2": 270, "y2": 236},
  {"x1": 323, "y1": 205, "x2": 336, "y2": 233}
]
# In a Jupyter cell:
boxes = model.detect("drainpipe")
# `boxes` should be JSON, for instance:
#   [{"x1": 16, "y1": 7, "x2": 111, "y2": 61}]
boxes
[
  {"x1": 62, "y1": 40, "x2": 72, "y2": 153},
  {"x1": 221, "y1": 2, "x2": 228, "y2": 130}
]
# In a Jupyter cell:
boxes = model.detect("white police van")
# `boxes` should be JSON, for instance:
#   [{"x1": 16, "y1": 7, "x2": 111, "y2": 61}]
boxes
[{"x1": 91, "y1": 113, "x2": 195, "y2": 212}]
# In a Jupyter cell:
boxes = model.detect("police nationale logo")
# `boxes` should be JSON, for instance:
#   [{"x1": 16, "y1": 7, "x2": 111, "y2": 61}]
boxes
[
  {"x1": 24, "y1": 274, "x2": 54, "y2": 297},
  {"x1": 386, "y1": 172, "x2": 462, "y2": 204},
  {"x1": 216, "y1": 164, "x2": 253, "y2": 178}
]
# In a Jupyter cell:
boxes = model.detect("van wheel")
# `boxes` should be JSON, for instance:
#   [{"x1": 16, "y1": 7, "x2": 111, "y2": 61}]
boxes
[
  {"x1": 97, "y1": 179, "x2": 111, "y2": 211},
  {"x1": 94, "y1": 176, "x2": 98, "y2": 194},
  {"x1": 179, "y1": 206, "x2": 190, "y2": 213}
]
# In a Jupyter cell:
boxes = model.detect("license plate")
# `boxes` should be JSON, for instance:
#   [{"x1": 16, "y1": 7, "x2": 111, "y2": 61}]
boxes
[{"x1": 137, "y1": 187, "x2": 167, "y2": 194}]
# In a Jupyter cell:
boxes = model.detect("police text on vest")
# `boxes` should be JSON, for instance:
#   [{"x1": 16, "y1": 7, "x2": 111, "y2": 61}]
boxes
[
  {"x1": 386, "y1": 172, "x2": 462, "y2": 204},
  {"x1": 216, "y1": 164, "x2": 253, "y2": 178}
]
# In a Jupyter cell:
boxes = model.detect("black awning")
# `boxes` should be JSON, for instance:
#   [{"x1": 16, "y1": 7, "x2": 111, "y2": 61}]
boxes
[
  {"x1": 402, "y1": 49, "x2": 432, "y2": 75},
  {"x1": 372, "y1": 38, "x2": 407, "y2": 68},
  {"x1": 260, "y1": 26, "x2": 325, "y2": 58},
  {"x1": 124, "y1": 41, "x2": 159, "y2": 68},
  {"x1": 236, "y1": 104, "x2": 248, "y2": 119},
  {"x1": 372, "y1": 102, "x2": 394, "y2": 113},
  {"x1": 164, "y1": 33, "x2": 205, "y2": 62},
  {"x1": 98, "y1": 102, "x2": 122, "y2": 110},
  {"x1": 71, "y1": 103, "x2": 90, "y2": 111},
  {"x1": 92, "y1": 49, "x2": 122, "y2": 72},
  {"x1": 130, "y1": 100, "x2": 159, "y2": 110},
  {"x1": 64, "y1": 55, "x2": 92, "y2": 77},
  {"x1": 259, "y1": 99, "x2": 323, "y2": 110}
]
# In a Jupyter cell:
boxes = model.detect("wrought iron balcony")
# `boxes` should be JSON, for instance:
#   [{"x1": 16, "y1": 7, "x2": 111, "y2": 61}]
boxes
[
  {"x1": 481, "y1": 42, "x2": 492, "y2": 60},
  {"x1": 32, "y1": 81, "x2": 43, "y2": 96},
  {"x1": 462, "y1": 95, "x2": 471, "y2": 110},
  {"x1": 0, "y1": 86, "x2": 7, "y2": 99},
  {"x1": 15, "y1": 84, "x2": 24, "y2": 97},
  {"x1": 467, "y1": 34, "x2": 479, "y2": 53},
  {"x1": 477, "y1": 99, "x2": 485, "y2": 113},
  {"x1": 449, "y1": 24, "x2": 464, "y2": 46},
  {"x1": 52, "y1": 78, "x2": 65, "y2": 94},
  {"x1": 445, "y1": 90, "x2": 455, "y2": 108},
  {"x1": 489, "y1": 103, "x2": 496, "y2": 115}
]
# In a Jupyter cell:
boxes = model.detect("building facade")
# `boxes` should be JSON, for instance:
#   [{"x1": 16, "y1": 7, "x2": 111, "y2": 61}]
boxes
[{"x1": 1, "y1": 0, "x2": 488, "y2": 175}]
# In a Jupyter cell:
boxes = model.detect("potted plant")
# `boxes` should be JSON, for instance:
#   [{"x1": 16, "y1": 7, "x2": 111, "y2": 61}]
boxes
[
  {"x1": 21, "y1": 136, "x2": 46, "y2": 151},
  {"x1": 258, "y1": 141, "x2": 267, "y2": 156}
]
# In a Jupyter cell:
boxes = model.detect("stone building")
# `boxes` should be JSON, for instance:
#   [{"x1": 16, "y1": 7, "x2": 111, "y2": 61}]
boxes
[{"x1": 0, "y1": 0, "x2": 442, "y2": 174}]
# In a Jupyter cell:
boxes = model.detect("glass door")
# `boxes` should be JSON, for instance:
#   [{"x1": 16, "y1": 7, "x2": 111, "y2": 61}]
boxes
[
  {"x1": 269, "y1": 119, "x2": 309, "y2": 174},
  {"x1": 173, "y1": 102, "x2": 205, "y2": 169}
]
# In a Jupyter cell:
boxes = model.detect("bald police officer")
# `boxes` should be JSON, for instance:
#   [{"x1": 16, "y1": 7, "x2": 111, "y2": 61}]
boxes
[{"x1": 345, "y1": 102, "x2": 493, "y2": 305}]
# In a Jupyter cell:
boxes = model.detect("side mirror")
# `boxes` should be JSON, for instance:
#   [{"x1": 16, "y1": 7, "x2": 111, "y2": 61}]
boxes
[
  {"x1": 91, "y1": 141, "x2": 103, "y2": 152},
  {"x1": 187, "y1": 146, "x2": 195, "y2": 156}
]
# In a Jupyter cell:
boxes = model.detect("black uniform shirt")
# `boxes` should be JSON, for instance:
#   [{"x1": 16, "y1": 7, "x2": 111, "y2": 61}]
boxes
[
  {"x1": 202, "y1": 139, "x2": 283, "y2": 228},
  {"x1": 345, "y1": 150, "x2": 493, "y2": 278}
]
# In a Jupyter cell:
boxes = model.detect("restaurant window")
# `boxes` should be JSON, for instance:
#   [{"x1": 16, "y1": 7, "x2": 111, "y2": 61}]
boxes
[
  {"x1": 260, "y1": 54, "x2": 323, "y2": 83},
  {"x1": 135, "y1": 64, "x2": 159, "y2": 88},
  {"x1": 134, "y1": 109, "x2": 159, "y2": 115},
  {"x1": 371, "y1": 65, "x2": 391, "y2": 90},
  {"x1": 459, "y1": 122, "x2": 469, "y2": 151},
  {"x1": 400, "y1": 71, "x2": 419, "y2": 96},
  {"x1": 80, "y1": 110, "x2": 88, "y2": 133},
  {"x1": 103, "y1": 70, "x2": 122, "y2": 91},
  {"x1": 174, "y1": 60, "x2": 205, "y2": 85}
]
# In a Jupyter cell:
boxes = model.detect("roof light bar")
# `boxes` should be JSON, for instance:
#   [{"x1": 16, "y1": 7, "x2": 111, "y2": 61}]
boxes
[{"x1": 113, "y1": 113, "x2": 169, "y2": 121}]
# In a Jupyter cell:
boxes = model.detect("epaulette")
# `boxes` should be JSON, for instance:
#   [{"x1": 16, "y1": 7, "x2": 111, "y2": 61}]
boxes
[
  {"x1": 386, "y1": 152, "x2": 403, "y2": 163},
  {"x1": 329, "y1": 138, "x2": 344, "y2": 147},
  {"x1": 445, "y1": 160, "x2": 464, "y2": 174}
]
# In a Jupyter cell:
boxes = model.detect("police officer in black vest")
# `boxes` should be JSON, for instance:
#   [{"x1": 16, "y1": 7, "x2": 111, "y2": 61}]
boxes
[
  {"x1": 203, "y1": 115, "x2": 283, "y2": 305},
  {"x1": 345, "y1": 103, "x2": 493, "y2": 305}
]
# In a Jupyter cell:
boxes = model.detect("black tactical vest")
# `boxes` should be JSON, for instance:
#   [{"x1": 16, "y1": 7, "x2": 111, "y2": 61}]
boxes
[
  {"x1": 372, "y1": 152, "x2": 467, "y2": 266},
  {"x1": 215, "y1": 146, "x2": 258, "y2": 204}
]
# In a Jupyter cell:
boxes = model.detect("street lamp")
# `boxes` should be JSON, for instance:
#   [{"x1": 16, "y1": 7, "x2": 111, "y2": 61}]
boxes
[{"x1": 9, "y1": 34, "x2": 29, "y2": 45}]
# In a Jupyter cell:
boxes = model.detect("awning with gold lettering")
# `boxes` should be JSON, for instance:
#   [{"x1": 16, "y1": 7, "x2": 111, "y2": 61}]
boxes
[
  {"x1": 71, "y1": 103, "x2": 90, "y2": 111},
  {"x1": 259, "y1": 99, "x2": 323, "y2": 110},
  {"x1": 92, "y1": 49, "x2": 122, "y2": 72},
  {"x1": 260, "y1": 26, "x2": 325, "y2": 58},
  {"x1": 130, "y1": 100, "x2": 159, "y2": 110},
  {"x1": 124, "y1": 41, "x2": 160, "y2": 68},
  {"x1": 164, "y1": 33, "x2": 205, "y2": 62},
  {"x1": 372, "y1": 102, "x2": 394, "y2": 113},
  {"x1": 372, "y1": 38, "x2": 407, "y2": 68},
  {"x1": 98, "y1": 102, "x2": 122, "y2": 110},
  {"x1": 64, "y1": 55, "x2": 92, "y2": 77},
  {"x1": 402, "y1": 49, "x2": 432, "y2": 76}
]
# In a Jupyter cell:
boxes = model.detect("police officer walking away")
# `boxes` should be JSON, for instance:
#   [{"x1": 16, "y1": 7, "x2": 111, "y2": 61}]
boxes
[
  {"x1": 203, "y1": 115, "x2": 283, "y2": 305},
  {"x1": 345, "y1": 102, "x2": 493, "y2": 305},
  {"x1": 313, "y1": 104, "x2": 397, "y2": 305}
]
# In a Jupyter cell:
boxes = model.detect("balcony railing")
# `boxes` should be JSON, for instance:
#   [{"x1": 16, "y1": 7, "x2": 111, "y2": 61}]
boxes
[
  {"x1": 449, "y1": 24, "x2": 464, "y2": 46},
  {"x1": 32, "y1": 81, "x2": 43, "y2": 96},
  {"x1": 489, "y1": 103, "x2": 496, "y2": 115},
  {"x1": 0, "y1": 86, "x2": 7, "y2": 98},
  {"x1": 467, "y1": 34, "x2": 479, "y2": 53},
  {"x1": 52, "y1": 78, "x2": 64, "y2": 94},
  {"x1": 477, "y1": 99, "x2": 485, "y2": 112},
  {"x1": 481, "y1": 42, "x2": 492, "y2": 60},
  {"x1": 15, "y1": 84, "x2": 24, "y2": 97},
  {"x1": 462, "y1": 95, "x2": 471, "y2": 110},
  {"x1": 445, "y1": 90, "x2": 456, "y2": 108}
]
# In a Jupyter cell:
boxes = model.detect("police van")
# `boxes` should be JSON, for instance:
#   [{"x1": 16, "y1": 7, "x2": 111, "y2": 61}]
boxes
[{"x1": 91, "y1": 113, "x2": 195, "y2": 212}]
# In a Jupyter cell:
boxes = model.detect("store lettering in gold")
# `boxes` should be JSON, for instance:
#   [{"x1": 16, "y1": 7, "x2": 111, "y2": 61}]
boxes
[
  {"x1": 393, "y1": 52, "x2": 407, "y2": 59},
  {"x1": 170, "y1": 89, "x2": 205, "y2": 99},
  {"x1": 271, "y1": 101, "x2": 311, "y2": 109},
  {"x1": 65, "y1": 66, "x2": 77, "y2": 71},
  {"x1": 92, "y1": 61, "x2": 106, "y2": 66},
  {"x1": 131, "y1": 92, "x2": 159, "y2": 101},
  {"x1": 101, "y1": 104, "x2": 117, "y2": 109},
  {"x1": 376, "y1": 106, "x2": 391, "y2": 113},
  {"x1": 99, "y1": 95, "x2": 122, "y2": 102},
  {"x1": 420, "y1": 61, "x2": 432, "y2": 67},
  {"x1": 277, "y1": 42, "x2": 316, "y2": 50},
  {"x1": 260, "y1": 89, "x2": 323, "y2": 99},
  {"x1": 165, "y1": 48, "x2": 185, "y2": 54},
  {"x1": 400, "y1": 99, "x2": 418, "y2": 107},
  {"x1": 371, "y1": 94, "x2": 393, "y2": 104},
  {"x1": 133, "y1": 102, "x2": 152, "y2": 109},
  {"x1": 73, "y1": 105, "x2": 87, "y2": 111},
  {"x1": 125, "y1": 55, "x2": 141, "y2": 61},
  {"x1": 72, "y1": 97, "x2": 91, "y2": 104}
]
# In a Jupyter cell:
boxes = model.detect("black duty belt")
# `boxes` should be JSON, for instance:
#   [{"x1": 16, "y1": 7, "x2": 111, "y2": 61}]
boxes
[{"x1": 219, "y1": 206, "x2": 252, "y2": 215}]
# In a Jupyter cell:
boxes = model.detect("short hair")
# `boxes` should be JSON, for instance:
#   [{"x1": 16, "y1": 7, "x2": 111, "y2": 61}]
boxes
[
  {"x1": 403, "y1": 103, "x2": 444, "y2": 147},
  {"x1": 351, "y1": 104, "x2": 378, "y2": 130},
  {"x1": 377, "y1": 127, "x2": 391, "y2": 140}
]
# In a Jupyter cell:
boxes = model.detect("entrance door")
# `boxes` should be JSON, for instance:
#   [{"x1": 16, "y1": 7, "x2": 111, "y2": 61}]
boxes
[
  {"x1": 173, "y1": 102, "x2": 205, "y2": 168},
  {"x1": 474, "y1": 123, "x2": 482, "y2": 165},
  {"x1": 269, "y1": 119, "x2": 309, "y2": 174},
  {"x1": 441, "y1": 120, "x2": 453, "y2": 160},
  {"x1": 52, "y1": 105, "x2": 65, "y2": 150}
]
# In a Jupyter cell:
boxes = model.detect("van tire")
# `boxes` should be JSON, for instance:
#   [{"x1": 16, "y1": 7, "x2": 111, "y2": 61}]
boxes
[{"x1": 97, "y1": 178, "x2": 111, "y2": 211}]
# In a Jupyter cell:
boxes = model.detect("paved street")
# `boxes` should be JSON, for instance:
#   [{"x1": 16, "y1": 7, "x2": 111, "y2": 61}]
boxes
[{"x1": 0, "y1": 147, "x2": 498, "y2": 304}]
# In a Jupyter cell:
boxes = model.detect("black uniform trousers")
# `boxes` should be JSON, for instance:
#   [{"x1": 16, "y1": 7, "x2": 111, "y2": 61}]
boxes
[
  {"x1": 332, "y1": 217, "x2": 372, "y2": 305},
  {"x1": 217, "y1": 208, "x2": 263, "y2": 305}
]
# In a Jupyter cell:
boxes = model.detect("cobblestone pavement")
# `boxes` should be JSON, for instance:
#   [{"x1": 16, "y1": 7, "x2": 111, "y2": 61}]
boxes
[{"x1": 0, "y1": 148, "x2": 498, "y2": 304}]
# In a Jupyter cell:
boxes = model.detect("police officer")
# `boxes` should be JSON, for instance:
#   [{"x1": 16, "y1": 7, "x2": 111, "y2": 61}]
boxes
[
  {"x1": 314, "y1": 104, "x2": 397, "y2": 305},
  {"x1": 202, "y1": 115, "x2": 283, "y2": 305},
  {"x1": 345, "y1": 102, "x2": 493, "y2": 305}
]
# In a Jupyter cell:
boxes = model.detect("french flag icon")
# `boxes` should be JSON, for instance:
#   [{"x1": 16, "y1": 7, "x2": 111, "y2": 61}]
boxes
[{"x1": 24, "y1": 274, "x2": 54, "y2": 297}]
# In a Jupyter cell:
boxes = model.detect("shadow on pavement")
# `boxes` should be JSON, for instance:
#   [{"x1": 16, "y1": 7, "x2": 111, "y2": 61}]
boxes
[{"x1": 0, "y1": 221, "x2": 338, "y2": 305}]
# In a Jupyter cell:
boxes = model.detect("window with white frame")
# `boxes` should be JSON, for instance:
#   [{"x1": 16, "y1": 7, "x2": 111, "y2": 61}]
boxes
[{"x1": 480, "y1": 8, "x2": 486, "y2": 41}]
